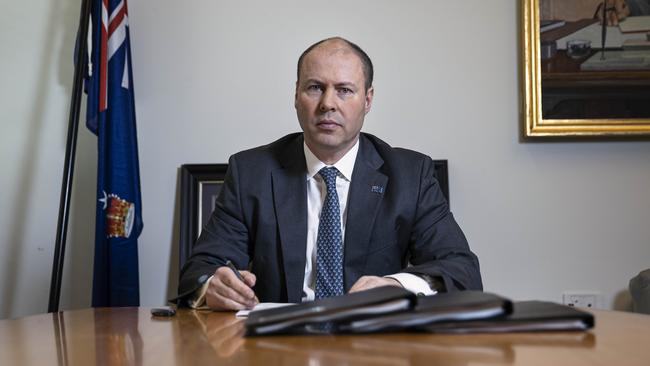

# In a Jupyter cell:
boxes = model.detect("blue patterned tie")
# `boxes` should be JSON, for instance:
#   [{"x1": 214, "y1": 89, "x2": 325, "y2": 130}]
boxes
[{"x1": 315, "y1": 167, "x2": 344, "y2": 299}]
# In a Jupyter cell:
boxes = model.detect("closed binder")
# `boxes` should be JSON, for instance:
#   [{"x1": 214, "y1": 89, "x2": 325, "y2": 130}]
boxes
[
  {"x1": 245, "y1": 286, "x2": 416, "y2": 336},
  {"x1": 421, "y1": 301, "x2": 594, "y2": 334},
  {"x1": 339, "y1": 291, "x2": 512, "y2": 333}
]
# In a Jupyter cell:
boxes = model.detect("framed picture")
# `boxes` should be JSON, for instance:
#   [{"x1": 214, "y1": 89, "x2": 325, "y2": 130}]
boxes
[
  {"x1": 433, "y1": 160, "x2": 449, "y2": 205},
  {"x1": 522, "y1": 0, "x2": 650, "y2": 138},
  {"x1": 178, "y1": 160, "x2": 449, "y2": 268},
  {"x1": 179, "y1": 164, "x2": 228, "y2": 268}
]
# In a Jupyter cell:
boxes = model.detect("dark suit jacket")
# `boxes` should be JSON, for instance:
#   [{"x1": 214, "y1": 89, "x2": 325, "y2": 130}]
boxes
[{"x1": 177, "y1": 133, "x2": 482, "y2": 304}]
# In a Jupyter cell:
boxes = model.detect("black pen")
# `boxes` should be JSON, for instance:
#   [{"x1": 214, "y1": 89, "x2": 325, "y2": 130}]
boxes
[
  {"x1": 225, "y1": 260, "x2": 245, "y2": 283},
  {"x1": 226, "y1": 260, "x2": 259, "y2": 306}
]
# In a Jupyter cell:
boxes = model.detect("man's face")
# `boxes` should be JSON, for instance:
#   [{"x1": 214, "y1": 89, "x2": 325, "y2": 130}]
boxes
[{"x1": 295, "y1": 42, "x2": 373, "y2": 162}]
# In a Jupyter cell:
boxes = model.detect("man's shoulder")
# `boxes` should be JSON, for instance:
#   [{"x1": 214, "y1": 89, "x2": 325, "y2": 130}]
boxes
[
  {"x1": 361, "y1": 133, "x2": 431, "y2": 164},
  {"x1": 231, "y1": 133, "x2": 303, "y2": 167}
]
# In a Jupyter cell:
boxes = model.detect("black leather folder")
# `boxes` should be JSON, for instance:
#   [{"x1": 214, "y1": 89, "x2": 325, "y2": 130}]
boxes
[
  {"x1": 245, "y1": 286, "x2": 416, "y2": 336},
  {"x1": 421, "y1": 301, "x2": 594, "y2": 334},
  {"x1": 339, "y1": 291, "x2": 512, "y2": 333}
]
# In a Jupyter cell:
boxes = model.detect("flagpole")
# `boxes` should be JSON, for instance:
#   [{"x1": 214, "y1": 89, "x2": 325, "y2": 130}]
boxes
[{"x1": 48, "y1": 0, "x2": 93, "y2": 313}]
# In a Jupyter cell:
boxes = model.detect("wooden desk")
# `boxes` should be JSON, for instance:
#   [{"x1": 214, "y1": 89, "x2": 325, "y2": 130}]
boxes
[{"x1": 1, "y1": 307, "x2": 649, "y2": 365}]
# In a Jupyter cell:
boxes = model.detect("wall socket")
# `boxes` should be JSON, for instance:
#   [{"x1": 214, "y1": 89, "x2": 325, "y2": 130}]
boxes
[{"x1": 562, "y1": 292, "x2": 599, "y2": 308}]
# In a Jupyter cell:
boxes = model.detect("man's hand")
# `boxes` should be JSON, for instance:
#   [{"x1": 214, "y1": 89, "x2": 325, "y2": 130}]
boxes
[
  {"x1": 348, "y1": 276, "x2": 403, "y2": 293},
  {"x1": 205, "y1": 266, "x2": 259, "y2": 311},
  {"x1": 597, "y1": 0, "x2": 631, "y2": 26}
]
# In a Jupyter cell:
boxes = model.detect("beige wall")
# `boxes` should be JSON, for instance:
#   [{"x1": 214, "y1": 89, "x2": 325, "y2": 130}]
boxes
[{"x1": 2, "y1": 0, "x2": 649, "y2": 319}]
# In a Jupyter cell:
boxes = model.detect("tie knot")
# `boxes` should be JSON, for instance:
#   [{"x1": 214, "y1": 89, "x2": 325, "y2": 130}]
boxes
[{"x1": 318, "y1": 167, "x2": 339, "y2": 189}]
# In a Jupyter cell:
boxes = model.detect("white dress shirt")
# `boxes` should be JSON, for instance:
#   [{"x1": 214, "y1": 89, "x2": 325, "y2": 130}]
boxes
[{"x1": 301, "y1": 140, "x2": 435, "y2": 301}]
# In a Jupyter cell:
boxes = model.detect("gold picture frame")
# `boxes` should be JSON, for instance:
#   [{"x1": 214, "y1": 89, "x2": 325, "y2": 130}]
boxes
[{"x1": 522, "y1": 0, "x2": 650, "y2": 138}]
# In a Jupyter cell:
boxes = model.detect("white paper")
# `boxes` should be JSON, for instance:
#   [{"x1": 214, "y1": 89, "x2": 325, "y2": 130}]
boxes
[{"x1": 235, "y1": 302, "x2": 295, "y2": 318}]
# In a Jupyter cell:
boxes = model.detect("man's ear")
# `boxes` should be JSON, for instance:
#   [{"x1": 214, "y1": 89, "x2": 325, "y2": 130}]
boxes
[
  {"x1": 294, "y1": 81, "x2": 299, "y2": 109},
  {"x1": 364, "y1": 86, "x2": 374, "y2": 114}
]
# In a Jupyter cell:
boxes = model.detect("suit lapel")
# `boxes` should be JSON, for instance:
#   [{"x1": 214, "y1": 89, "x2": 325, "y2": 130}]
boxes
[
  {"x1": 272, "y1": 137, "x2": 308, "y2": 303},
  {"x1": 344, "y1": 135, "x2": 387, "y2": 290}
]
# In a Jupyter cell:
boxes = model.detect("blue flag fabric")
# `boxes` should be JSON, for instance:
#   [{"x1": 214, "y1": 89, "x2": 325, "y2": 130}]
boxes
[{"x1": 86, "y1": 0, "x2": 142, "y2": 307}]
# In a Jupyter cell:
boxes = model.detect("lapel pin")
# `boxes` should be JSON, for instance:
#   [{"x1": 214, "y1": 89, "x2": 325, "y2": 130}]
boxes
[{"x1": 371, "y1": 185, "x2": 384, "y2": 194}]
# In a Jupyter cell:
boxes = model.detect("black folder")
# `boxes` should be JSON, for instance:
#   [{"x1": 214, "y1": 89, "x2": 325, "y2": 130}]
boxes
[
  {"x1": 245, "y1": 286, "x2": 416, "y2": 336},
  {"x1": 420, "y1": 301, "x2": 594, "y2": 334},
  {"x1": 338, "y1": 291, "x2": 512, "y2": 333},
  {"x1": 246, "y1": 289, "x2": 512, "y2": 336}
]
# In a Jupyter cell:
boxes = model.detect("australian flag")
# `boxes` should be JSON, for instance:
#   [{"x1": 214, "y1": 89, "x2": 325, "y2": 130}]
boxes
[{"x1": 86, "y1": 0, "x2": 142, "y2": 307}]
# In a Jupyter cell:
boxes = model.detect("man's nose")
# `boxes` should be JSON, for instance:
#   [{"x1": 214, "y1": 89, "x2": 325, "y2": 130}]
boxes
[{"x1": 318, "y1": 88, "x2": 336, "y2": 112}]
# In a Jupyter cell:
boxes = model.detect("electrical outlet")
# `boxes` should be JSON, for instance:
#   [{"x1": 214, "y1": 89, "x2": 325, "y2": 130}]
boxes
[{"x1": 562, "y1": 292, "x2": 599, "y2": 308}]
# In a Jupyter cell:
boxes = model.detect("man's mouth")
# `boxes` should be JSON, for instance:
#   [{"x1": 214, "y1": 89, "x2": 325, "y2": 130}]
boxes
[{"x1": 317, "y1": 119, "x2": 341, "y2": 129}]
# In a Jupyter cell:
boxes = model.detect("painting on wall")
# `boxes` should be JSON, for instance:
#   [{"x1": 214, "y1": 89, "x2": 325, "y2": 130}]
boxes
[{"x1": 522, "y1": 0, "x2": 650, "y2": 137}]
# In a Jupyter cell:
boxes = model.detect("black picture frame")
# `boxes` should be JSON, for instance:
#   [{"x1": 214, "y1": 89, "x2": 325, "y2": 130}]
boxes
[
  {"x1": 433, "y1": 160, "x2": 449, "y2": 205},
  {"x1": 179, "y1": 164, "x2": 228, "y2": 268},
  {"x1": 178, "y1": 160, "x2": 449, "y2": 268}
]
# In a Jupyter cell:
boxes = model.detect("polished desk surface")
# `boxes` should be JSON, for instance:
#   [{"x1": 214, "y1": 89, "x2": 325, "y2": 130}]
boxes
[{"x1": 1, "y1": 307, "x2": 649, "y2": 366}]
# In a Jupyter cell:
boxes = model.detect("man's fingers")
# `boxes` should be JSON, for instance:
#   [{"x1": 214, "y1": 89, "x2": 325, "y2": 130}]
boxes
[
  {"x1": 240, "y1": 271, "x2": 257, "y2": 287},
  {"x1": 349, "y1": 276, "x2": 402, "y2": 293},
  {"x1": 217, "y1": 267, "x2": 257, "y2": 300},
  {"x1": 207, "y1": 291, "x2": 249, "y2": 311},
  {"x1": 214, "y1": 279, "x2": 257, "y2": 307},
  {"x1": 349, "y1": 276, "x2": 370, "y2": 293},
  {"x1": 205, "y1": 267, "x2": 258, "y2": 311},
  {"x1": 206, "y1": 281, "x2": 250, "y2": 310},
  {"x1": 218, "y1": 269, "x2": 256, "y2": 303}
]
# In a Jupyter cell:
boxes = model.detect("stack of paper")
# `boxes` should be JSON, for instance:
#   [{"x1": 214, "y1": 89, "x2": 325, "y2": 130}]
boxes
[{"x1": 619, "y1": 16, "x2": 650, "y2": 33}]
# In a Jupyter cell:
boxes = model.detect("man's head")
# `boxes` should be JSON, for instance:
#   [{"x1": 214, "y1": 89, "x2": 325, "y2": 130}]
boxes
[
  {"x1": 297, "y1": 37, "x2": 374, "y2": 92},
  {"x1": 295, "y1": 37, "x2": 375, "y2": 164}
]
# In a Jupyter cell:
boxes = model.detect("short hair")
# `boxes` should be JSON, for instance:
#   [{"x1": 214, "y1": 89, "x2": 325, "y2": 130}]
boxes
[{"x1": 296, "y1": 37, "x2": 374, "y2": 91}]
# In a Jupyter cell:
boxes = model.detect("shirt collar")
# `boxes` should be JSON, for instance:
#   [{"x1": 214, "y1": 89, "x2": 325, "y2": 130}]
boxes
[{"x1": 304, "y1": 138, "x2": 359, "y2": 182}]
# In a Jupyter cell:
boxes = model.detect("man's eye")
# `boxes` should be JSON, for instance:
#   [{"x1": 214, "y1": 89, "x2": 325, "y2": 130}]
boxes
[
  {"x1": 339, "y1": 88, "x2": 353, "y2": 95},
  {"x1": 307, "y1": 85, "x2": 323, "y2": 92}
]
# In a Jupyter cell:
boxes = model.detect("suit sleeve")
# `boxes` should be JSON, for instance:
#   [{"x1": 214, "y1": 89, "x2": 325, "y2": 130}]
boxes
[
  {"x1": 401, "y1": 157, "x2": 483, "y2": 292},
  {"x1": 175, "y1": 155, "x2": 252, "y2": 305}
]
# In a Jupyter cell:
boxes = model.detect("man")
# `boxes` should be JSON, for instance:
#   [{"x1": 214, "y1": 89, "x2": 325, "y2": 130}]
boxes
[{"x1": 177, "y1": 37, "x2": 482, "y2": 310}]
